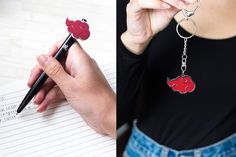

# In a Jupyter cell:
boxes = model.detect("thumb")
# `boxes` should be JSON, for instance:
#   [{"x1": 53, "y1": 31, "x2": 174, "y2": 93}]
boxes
[{"x1": 37, "y1": 54, "x2": 72, "y2": 90}]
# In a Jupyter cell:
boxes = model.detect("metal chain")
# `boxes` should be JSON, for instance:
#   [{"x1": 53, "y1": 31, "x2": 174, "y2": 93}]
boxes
[
  {"x1": 181, "y1": 38, "x2": 188, "y2": 75},
  {"x1": 177, "y1": 0, "x2": 200, "y2": 76}
]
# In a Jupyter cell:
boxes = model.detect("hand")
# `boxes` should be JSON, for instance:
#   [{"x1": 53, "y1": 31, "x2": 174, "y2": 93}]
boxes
[
  {"x1": 121, "y1": 0, "x2": 195, "y2": 54},
  {"x1": 28, "y1": 40, "x2": 116, "y2": 138}
]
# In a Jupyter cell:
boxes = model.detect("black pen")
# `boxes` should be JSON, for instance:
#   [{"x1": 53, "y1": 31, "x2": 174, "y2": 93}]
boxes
[{"x1": 17, "y1": 18, "x2": 90, "y2": 114}]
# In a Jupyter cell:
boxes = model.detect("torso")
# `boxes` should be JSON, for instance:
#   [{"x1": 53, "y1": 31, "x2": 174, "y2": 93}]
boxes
[{"x1": 137, "y1": 19, "x2": 236, "y2": 150}]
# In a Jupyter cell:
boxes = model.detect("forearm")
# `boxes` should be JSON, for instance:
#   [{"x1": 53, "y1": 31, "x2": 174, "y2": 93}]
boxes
[
  {"x1": 121, "y1": 31, "x2": 152, "y2": 55},
  {"x1": 117, "y1": 37, "x2": 148, "y2": 127}
]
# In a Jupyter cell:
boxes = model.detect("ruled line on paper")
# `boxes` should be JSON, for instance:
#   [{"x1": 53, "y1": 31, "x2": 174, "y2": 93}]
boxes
[
  {"x1": 0, "y1": 104, "x2": 74, "y2": 129},
  {"x1": 0, "y1": 89, "x2": 28, "y2": 98},
  {"x1": 2, "y1": 103, "x2": 70, "y2": 127},
  {"x1": 64, "y1": 139, "x2": 115, "y2": 157},
  {"x1": 1, "y1": 118, "x2": 95, "y2": 152},
  {"x1": 0, "y1": 62, "x2": 116, "y2": 156},
  {"x1": 23, "y1": 133, "x2": 105, "y2": 156},
  {"x1": 0, "y1": 109, "x2": 75, "y2": 133},
  {"x1": 1, "y1": 94, "x2": 27, "y2": 101},
  {"x1": 39, "y1": 136, "x2": 115, "y2": 157},
  {"x1": 4, "y1": 124, "x2": 92, "y2": 152},
  {"x1": 96, "y1": 148, "x2": 116, "y2": 157},
  {"x1": 0, "y1": 100, "x2": 22, "y2": 107},
  {"x1": 0, "y1": 104, "x2": 71, "y2": 130},
  {"x1": 80, "y1": 142, "x2": 116, "y2": 156},
  {"x1": 7, "y1": 131, "x2": 104, "y2": 156},
  {"x1": 0, "y1": 100, "x2": 33, "y2": 109},
  {"x1": 0, "y1": 116, "x2": 81, "y2": 143}
]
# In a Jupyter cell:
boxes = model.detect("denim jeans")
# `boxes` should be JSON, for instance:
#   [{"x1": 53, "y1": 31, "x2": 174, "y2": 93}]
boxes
[{"x1": 123, "y1": 121, "x2": 236, "y2": 157}]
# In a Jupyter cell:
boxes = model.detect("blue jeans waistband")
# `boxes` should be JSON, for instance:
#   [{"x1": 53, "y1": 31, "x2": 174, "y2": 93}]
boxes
[{"x1": 124, "y1": 120, "x2": 236, "y2": 157}]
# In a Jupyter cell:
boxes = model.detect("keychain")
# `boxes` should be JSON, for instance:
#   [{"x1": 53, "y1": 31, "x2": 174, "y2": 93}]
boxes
[{"x1": 167, "y1": 0, "x2": 200, "y2": 94}]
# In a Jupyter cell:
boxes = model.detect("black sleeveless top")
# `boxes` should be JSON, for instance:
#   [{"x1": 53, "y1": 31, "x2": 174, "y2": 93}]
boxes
[{"x1": 117, "y1": 0, "x2": 236, "y2": 150}]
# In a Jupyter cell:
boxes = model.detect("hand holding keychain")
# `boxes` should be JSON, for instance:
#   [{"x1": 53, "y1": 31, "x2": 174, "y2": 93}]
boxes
[{"x1": 167, "y1": 0, "x2": 200, "y2": 94}]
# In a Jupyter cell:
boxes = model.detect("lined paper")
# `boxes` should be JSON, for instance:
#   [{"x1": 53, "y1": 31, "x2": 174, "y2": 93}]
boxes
[{"x1": 0, "y1": 63, "x2": 116, "y2": 157}]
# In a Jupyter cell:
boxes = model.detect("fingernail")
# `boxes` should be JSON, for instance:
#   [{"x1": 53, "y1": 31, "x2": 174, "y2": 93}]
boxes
[
  {"x1": 37, "y1": 55, "x2": 50, "y2": 68},
  {"x1": 27, "y1": 80, "x2": 32, "y2": 87},
  {"x1": 33, "y1": 98, "x2": 37, "y2": 104},
  {"x1": 37, "y1": 104, "x2": 46, "y2": 112},
  {"x1": 161, "y1": 3, "x2": 171, "y2": 9},
  {"x1": 34, "y1": 96, "x2": 39, "y2": 104},
  {"x1": 37, "y1": 106, "x2": 42, "y2": 112}
]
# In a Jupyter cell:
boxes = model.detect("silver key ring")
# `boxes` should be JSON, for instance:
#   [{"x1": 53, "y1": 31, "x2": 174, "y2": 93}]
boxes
[
  {"x1": 176, "y1": 18, "x2": 197, "y2": 39},
  {"x1": 176, "y1": 0, "x2": 200, "y2": 39}
]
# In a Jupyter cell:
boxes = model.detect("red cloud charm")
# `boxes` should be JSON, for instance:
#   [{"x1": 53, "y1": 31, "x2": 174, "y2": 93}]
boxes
[
  {"x1": 66, "y1": 18, "x2": 90, "y2": 40},
  {"x1": 167, "y1": 75, "x2": 195, "y2": 94}
]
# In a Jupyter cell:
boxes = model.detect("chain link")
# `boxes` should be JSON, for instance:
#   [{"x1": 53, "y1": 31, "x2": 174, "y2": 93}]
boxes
[
  {"x1": 176, "y1": 0, "x2": 200, "y2": 77},
  {"x1": 181, "y1": 38, "x2": 188, "y2": 75}
]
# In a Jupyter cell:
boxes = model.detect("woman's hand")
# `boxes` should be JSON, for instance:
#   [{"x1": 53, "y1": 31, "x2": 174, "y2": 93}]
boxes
[
  {"x1": 121, "y1": 0, "x2": 195, "y2": 55},
  {"x1": 28, "y1": 40, "x2": 116, "y2": 138}
]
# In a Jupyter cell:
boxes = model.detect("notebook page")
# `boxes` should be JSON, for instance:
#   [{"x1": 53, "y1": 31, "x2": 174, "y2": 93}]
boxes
[{"x1": 0, "y1": 63, "x2": 116, "y2": 157}]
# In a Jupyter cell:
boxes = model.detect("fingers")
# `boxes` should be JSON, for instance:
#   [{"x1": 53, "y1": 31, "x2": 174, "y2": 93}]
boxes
[
  {"x1": 137, "y1": 0, "x2": 171, "y2": 9},
  {"x1": 37, "y1": 54, "x2": 73, "y2": 92},
  {"x1": 28, "y1": 65, "x2": 43, "y2": 87},
  {"x1": 161, "y1": 5, "x2": 179, "y2": 21},
  {"x1": 68, "y1": 41, "x2": 85, "y2": 55},
  {"x1": 48, "y1": 39, "x2": 65, "y2": 56},
  {"x1": 29, "y1": 39, "x2": 71, "y2": 112},
  {"x1": 161, "y1": 0, "x2": 185, "y2": 9},
  {"x1": 132, "y1": 0, "x2": 171, "y2": 10},
  {"x1": 130, "y1": 0, "x2": 195, "y2": 13},
  {"x1": 37, "y1": 86, "x2": 65, "y2": 112},
  {"x1": 162, "y1": 0, "x2": 196, "y2": 9},
  {"x1": 34, "y1": 79, "x2": 55, "y2": 105},
  {"x1": 28, "y1": 39, "x2": 65, "y2": 88}
]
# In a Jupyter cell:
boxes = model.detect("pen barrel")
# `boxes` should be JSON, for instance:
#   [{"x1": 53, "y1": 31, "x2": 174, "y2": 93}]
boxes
[
  {"x1": 17, "y1": 34, "x2": 76, "y2": 113},
  {"x1": 17, "y1": 73, "x2": 48, "y2": 113},
  {"x1": 54, "y1": 34, "x2": 76, "y2": 60}
]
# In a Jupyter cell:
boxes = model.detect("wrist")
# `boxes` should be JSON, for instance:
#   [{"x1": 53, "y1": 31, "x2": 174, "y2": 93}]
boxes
[
  {"x1": 101, "y1": 91, "x2": 116, "y2": 138},
  {"x1": 121, "y1": 31, "x2": 152, "y2": 55}
]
